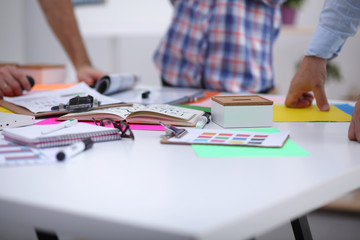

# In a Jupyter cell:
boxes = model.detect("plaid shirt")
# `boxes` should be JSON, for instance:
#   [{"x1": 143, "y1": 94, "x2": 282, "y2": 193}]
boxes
[{"x1": 154, "y1": 0, "x2": 283, "y2": 93}]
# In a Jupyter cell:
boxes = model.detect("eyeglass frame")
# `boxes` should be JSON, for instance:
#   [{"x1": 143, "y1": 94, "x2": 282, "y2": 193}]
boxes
[{"x1": 92, "y1": 117, "x2": 135, "y2": 140}]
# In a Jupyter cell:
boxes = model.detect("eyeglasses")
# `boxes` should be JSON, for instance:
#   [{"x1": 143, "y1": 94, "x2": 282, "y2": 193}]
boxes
[{"x1": 92, "y1": 118, "x2": 135, "y2": 140}]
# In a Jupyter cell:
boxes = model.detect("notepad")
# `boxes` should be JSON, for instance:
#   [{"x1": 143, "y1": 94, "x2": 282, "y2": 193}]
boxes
[
  {"x1": 57, "y1": 104, "x2": 205, "y2": 127},
  {"x1": 2, "y1": 123, "x2": 121, "y2": 148}
]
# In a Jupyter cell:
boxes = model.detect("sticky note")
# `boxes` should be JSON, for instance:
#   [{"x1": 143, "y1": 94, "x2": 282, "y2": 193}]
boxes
[{"x1": 273, "y1": 105, "x2": 351, "y2": 122}]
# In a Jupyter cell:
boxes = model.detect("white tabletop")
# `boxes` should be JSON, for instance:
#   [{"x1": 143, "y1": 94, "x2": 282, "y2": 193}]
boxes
[{"x1": 1, "y1": 120, "x2": 360, "y2": 240}]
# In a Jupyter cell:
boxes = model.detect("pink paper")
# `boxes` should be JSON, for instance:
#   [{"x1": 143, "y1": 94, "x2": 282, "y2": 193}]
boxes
[
  {"x1": 35, "y1": 117, "x2": 61, "y2": 125},
  {"x1": 189, "y1": 98, "x2": 212, "y2": 107},
  {"x1": 36, "y1": 118, "x2": 165, "y2": 131},
  {"x1": 129, "y1": 124, "x2": 164, "y2": 131}
]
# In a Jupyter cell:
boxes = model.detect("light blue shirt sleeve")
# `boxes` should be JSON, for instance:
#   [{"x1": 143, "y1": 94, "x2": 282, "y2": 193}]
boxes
[{"x1": 306, "y1": 0, "x2": 360, "y2": 60}]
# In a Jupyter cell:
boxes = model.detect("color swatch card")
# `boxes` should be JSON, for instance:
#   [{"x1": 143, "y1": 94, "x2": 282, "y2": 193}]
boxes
[
  {"x1": 0, "y1": 136, "x2": 58, "y2": 167},
  {"x1": 161, "y1": 129, "x2": 289, "y2": 148}
]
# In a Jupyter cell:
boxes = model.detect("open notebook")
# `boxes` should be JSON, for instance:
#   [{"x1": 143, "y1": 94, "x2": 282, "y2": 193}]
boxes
[
  {"x1": 57, "y1": 104, "x2": 204, "y2": 127},
  {"x1": 2, "y1": 123, "x2": 121, "y2": 148}
]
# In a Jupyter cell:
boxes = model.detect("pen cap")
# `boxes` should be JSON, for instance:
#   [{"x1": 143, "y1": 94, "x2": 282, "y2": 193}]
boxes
[
  {"x1": 83, "y1": 138, "x2": 94, "y2": 150},
  {"x1": 26, "y1": 76, "x2": 35, "y2": 88}
]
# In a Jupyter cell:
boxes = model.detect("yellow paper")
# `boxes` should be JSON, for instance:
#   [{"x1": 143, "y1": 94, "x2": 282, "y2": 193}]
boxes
[
  {"x1": 273, "y1": 105, "x2": 352, "y2": 122},
  {"x1": 0, "y1": 106, "x2": 14, "y2": 113}
]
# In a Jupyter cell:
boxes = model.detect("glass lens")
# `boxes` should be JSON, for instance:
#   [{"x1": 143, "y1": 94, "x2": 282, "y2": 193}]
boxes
[
  {"x1": 101, "y1": 119, "x2": 115, "y2": 128},
  {"x1": 120, "y1": 122, "x2": 134, "y2": 139}
]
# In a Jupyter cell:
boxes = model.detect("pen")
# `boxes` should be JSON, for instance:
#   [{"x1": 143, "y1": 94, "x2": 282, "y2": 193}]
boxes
[
  {"x1": 141, "y1": 90, "x2": 151, "y2": 99},
  {"x1": 41, "y1": 118, "x2": 78, "y2": 135},
  {"x1": 56, "y1": 138, "x2": 94, "y2": 161},
  {"x1": 196, "y1": 113, "x2": 211, "y2": 129}
]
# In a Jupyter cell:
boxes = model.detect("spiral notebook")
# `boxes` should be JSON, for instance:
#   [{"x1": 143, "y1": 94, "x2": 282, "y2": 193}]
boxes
[{"x1": 2, "y1": 123, "x2": 121, "y2": 148}]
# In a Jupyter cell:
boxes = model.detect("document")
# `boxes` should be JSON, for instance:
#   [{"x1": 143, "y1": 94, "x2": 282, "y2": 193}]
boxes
[{"x1": 3, "y1": 82, "x2": 121, "y2": 114}]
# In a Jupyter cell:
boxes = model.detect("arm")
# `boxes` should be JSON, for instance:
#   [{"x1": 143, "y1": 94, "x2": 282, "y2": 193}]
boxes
[
  {"x1": 286, "y1": 0, "x2": 360, "y2": 111},
  {"x1": 349, "y1": 97, "x2": 360, "y2": 142},
  {"x1": 0, "y1": 66, "x2": 31, "y2": 99},
  {"x1": 285, "y1": 0, "x2": 360, "y2": 142},
  {"x1": 38, "y1": 0, "x2": 105, "y2": 85}
]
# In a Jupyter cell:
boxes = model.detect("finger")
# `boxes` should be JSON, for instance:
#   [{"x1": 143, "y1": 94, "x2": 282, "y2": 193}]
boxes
[
  {"x1": 312, "y1": 83, "x2": 329, "y2": 111},
  {"x1": 354, "y1": 120, "x2": 360, "y2": 143},
  {"x1": 348, "y1": 119, "x2": 356, "y2": 141},
  {"x1": 78, "y1": 75, "x2": 94, "y2": 86},
  {"x1": 285, "y1": 92, "x2": 313, "y2": 108},
  {"x1": 0, "y1": 66, "x2": 22, "y2": 96},
  {"x1": 285, "y1": 91, "x2": 301, "y2": 107},
  {"x1": 353, "y1": 112, "x2": 360, "y2": 142},
  {"x1": 0, "y1": 84, "x2": 5, "y2": 99},
  {"x1": 10, "y1": 67, "x2": 31, "y2": 91},
  {"x1": 302, "y1": 92, "x2": 314, "y2": 103},
  {"x1": 4, "y1": 75, "x2": 22, "y2": 96},
  {"x1": 0, "y1": 78, "x2": 15, "y2": 97}
]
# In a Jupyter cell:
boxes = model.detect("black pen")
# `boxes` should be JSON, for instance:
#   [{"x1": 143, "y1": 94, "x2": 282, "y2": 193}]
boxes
[{"x1": 56, "y1": 138, "x2": 94, "y2": 161}]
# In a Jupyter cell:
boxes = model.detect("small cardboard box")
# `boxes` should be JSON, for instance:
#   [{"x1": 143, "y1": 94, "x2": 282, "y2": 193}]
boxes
[
  {"x1": 211, "y1": 95, "x2": 273, "y2": 128},
  {"x1": 19, "y1": 64, "x2": 66, "y2": 84}
]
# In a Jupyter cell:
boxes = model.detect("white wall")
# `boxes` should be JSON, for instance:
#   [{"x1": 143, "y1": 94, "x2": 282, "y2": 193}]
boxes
[
  {"x1": 0, "y1": 0, "x2": 24, "y2": 62},
  {"x1": 75, "y1": 0, "x2": 172, "y2": 86}
]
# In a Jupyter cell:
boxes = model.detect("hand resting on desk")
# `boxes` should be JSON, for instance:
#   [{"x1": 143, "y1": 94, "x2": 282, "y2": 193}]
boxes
[
  {"x1": 0, "y1": 65, "x2": 32, "y2": 99},
  {"x1": 285, "y1": 56, "x2": 360, "y2": 143},
  {"x1": 76, "y1": 65, "x2": 106, "y2": 86}
]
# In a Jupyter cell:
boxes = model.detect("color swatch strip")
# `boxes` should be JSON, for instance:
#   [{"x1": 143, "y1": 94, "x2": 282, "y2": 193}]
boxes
[
  {"x1": 195, "y1": 131, "x2": 268, "y2": 146},
  {"x1": 0, "y1": 138, "x2": 49, "y2": 167}
]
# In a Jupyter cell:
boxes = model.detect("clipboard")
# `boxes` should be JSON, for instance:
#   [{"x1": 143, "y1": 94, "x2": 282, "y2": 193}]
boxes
[
  {"x1": 0, "y1": 82, "x2": 132, "y2": 118},
  {"x1": 0, "y1": 99, "x2": 131, "y2": 118}
]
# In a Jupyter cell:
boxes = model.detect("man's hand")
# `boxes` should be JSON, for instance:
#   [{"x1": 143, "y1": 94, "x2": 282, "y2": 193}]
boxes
[
  {"x1": 348, "y1": 96, "x2": 360, "y2": 142},
  {"x1": 285, "y1": 56, "x2": 330, "y2": 111},
  {"x1": 76, "y1": 65, "x2": 106, "y2": 86},
  {"x1": 0, "y1": 66, "x2": 31, "y2": 99}
]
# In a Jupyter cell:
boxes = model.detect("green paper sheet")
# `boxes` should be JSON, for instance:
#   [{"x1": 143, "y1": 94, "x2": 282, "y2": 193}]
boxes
[
  {"x1": 176, "y1": 104, "x2": 211, "y2": 113},
  {"x1": 273, "y1": 105, "x2": 351, "y2": 122},
  {"x1": 192, "y1": 128, "x2": 309, "y2": 158}
]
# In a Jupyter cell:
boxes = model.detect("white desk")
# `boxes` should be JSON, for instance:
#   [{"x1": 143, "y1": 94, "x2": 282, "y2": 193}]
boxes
[{"x1": 1, "y1": 120, "x2": 360, "y2": 240}]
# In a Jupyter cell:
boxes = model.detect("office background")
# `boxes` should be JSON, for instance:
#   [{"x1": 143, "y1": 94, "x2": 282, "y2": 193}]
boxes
[
  {"x1": 1, "y1": 1, "x2": 360, "y2": 239},
  {"x1": 1, "y1": 0, "x2": 360, "y2": 100}
]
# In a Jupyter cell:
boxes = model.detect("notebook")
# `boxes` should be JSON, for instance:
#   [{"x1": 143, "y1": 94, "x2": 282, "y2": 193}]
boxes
[
  {"x1": 57, "y1": 104, "x2": 205, "y2": 127},
  {"x1": 2, "y1": 123, "x2": 121, "y2": 148}
]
